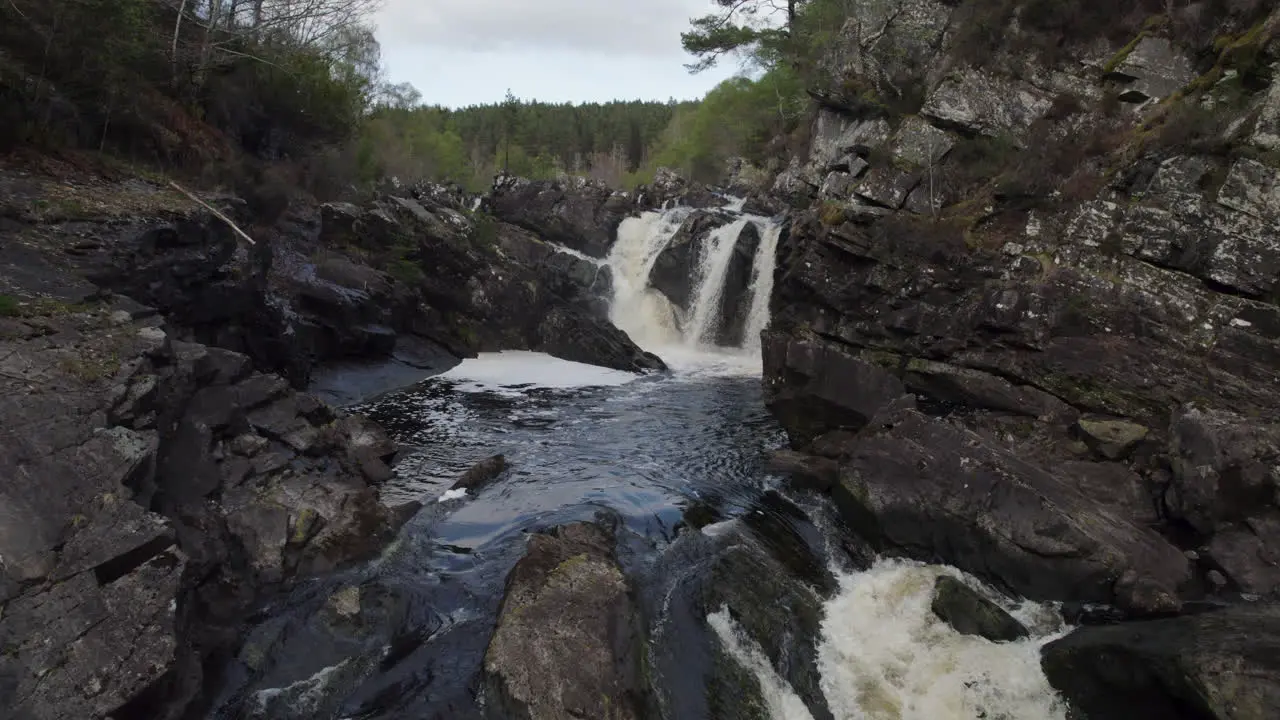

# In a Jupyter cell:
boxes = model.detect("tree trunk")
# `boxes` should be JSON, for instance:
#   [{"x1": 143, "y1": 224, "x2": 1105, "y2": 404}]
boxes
[{"x1": 252, "y1": 0, "x2": 264, "y2": 28}]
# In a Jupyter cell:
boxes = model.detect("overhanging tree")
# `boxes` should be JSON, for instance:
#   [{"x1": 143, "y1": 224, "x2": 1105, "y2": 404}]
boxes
[{"x1": 681, "y1": 0, "x2": 808, "y2": 72}]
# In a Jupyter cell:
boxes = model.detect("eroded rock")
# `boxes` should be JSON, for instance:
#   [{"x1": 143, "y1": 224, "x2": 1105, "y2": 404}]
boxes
[
  {"x1": 483, "y1": 522, "x2": 644, "y2": 720},
  {"x1": 1042, "y1": 605, "x2": 1280, "y2": 720}
]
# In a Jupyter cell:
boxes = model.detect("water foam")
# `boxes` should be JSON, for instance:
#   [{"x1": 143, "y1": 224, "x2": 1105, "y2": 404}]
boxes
[
  {"x1": 436, "y1": 351, "x2": 638, "y2": 393},
  {"x1": 816, "y1": 560, "x2": 1069, "y2": 720}
]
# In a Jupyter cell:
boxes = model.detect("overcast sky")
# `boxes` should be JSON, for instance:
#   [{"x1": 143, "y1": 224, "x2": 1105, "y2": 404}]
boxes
[{"x1": 373, "y1": 0, "x2": 741, "y2": 108}]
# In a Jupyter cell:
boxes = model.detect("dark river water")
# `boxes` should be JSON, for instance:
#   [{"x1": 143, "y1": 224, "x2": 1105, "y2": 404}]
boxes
[{"x1": 209, "y1": 350, "x2": 1067, "y2": 720}]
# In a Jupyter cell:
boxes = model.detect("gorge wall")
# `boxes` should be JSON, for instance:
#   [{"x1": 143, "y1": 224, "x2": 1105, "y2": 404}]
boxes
[{"x1": 758, "y1": 0, "x2": 1280, "y2": 714}]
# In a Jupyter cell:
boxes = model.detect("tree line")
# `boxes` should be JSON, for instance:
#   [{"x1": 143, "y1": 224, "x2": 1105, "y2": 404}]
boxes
[{"x1": 0, "y1": 0, "x2": 870, "y2": 196}]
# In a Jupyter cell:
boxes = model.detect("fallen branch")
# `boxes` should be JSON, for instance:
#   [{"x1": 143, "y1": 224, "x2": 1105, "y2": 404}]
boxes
[{"x1": 169, "y1": 181, "x2": 256, "y2": 246}]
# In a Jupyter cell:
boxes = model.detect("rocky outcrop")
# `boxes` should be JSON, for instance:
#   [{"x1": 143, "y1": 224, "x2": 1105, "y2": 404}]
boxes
[
  {"x1": 488, "y1": 174, "x2": 637, "y2": 259},
  {"x1": 0, "y1": 307, "x2": 403, "y2": 720},
  {"x1": 1042, "y1": 604, "x2": 1280, "y2": 720},
  {"x1": 759, "y1": 1, "x2": 1280, "y2": 712},
  {"x1": 482, "y1": 522, "x2": 645, "y2": 720},
  {"x1": 90, "y1": 185, "x2": 659, "y2": 379}
]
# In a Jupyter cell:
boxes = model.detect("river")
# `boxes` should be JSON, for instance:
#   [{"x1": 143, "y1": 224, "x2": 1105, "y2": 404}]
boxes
[{"x1": 209, "y1": 202, "x2": 1070, "y2": 719}]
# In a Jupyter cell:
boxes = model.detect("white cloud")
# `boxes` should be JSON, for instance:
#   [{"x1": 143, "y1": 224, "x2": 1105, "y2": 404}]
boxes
[
  {"x1": 373, "y1": 0, "x2": 741, "y2": 106},
  {"x1": 376, "y1": 0, "x2": 711, "y2": 56}
]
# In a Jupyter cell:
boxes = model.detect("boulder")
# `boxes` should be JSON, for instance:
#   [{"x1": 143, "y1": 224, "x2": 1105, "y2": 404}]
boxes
[
  {"x1": 1076, "y1": 417, "x2": 1150, "y2": 460},
  {"x1": 1168, "y1": 408, "x2": 1280, "y2": 536},
  {"x1": 832, "y1": 407, "x2": 1190, "y2": 612},
  {"x1": 1106, "y1": 36, "x2": 1196, "y2": 104},
  {"x1": 921, "y1": 69, "x2": 1054, "y2": 136},
  {"x1": 1042, "y1": 605, "x2": 1280, "y2": 720},
  {"x1": 1205, "y1": 514, "x2": 1280, "y2": 597},
  {"x1": 535, "y1": 306, "x2": 666, "y2": 374},
  {"x1": 763, "y1": 334, "x2": 911, "y2": 446},
  {"x1": 450, "y1": 454, "x2": 508, "y2": 493},
  {"x1": 647, "y1": 208, "x2": 761, "y2": 345},
  {"x1": 483, "y1": 522, "x2": 645, "y2": 720},
  {"x1": 930, "y1": 576, "x2": 1030, "y2": 642}
]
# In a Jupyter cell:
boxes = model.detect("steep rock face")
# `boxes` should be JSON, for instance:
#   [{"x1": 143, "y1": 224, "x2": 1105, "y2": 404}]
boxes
[
  {"x1": 0, "y1": 309, "x2": 403, "y2": 720},
  {"x1": 761, "y1": 1, "x2": 1280, "y2": 713},
  {"x1": 482, "y1": 522, "x2": 646, "y2": 720},
  {"x1": 83, "y1": 184, "x2": 657, "y2": 381}
]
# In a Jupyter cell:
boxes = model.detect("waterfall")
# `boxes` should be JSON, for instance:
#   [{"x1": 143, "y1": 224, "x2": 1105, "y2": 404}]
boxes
[
  {"x1": 604, "y1": 199, "x2": 782, "y2": 354},
  {"x1": 742, "y1": 221, "x2": 783, "y2": 351},
  {"x1": 606, "y1": 209, "x2": 690, "y2": 348},
  {"x1": 684, "y1": 218, "x2": 752, "y2": 346}
]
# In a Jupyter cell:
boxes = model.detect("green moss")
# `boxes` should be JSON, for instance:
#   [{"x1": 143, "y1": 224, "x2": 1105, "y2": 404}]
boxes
[
  {"x1": 552, "y1": 553, "x2": 590, "y2": 578},
  {"x1": 0, "y1": 295, "x2": 18, "y2": 317},
  {"x1": 59, "y1": 351, "x2": 121, "y2": 382},
  {"x1": 290, "y1": 508, "x2": 321, "y2": 545},
  {"x1": 1103, "y1": 32, "x2": 1145, "y2": 74},
  {"x1": 387, "y1": 258, "x2": 425, "y2": 285},
  {"x1": 818, "y1": 201, "x2": 846, "y2": 227}
]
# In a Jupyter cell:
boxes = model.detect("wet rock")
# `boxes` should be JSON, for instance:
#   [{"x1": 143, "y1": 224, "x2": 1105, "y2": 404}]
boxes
[
  {"x1": 451, "y1": 454, "x2": 508, "y2": 493},
  {"x1": 1057, "y1": 461, "x2": 1160, "y2": 528},
  {"x1": 699, "y1": 526, "x2": 834, "y2": 720},
  {"x1": 763, "y1": 334, "x2": 910, "y2": 446},
  {"x1": 535, "y1": 305, "x2": 667, "y2": 374},
  {"x1": 1042, "y1": 605, "x2": 1280, "y2": 720},
  {"x1": 483, "y1": 522, "x2": 644, "y2": 720},
  {"x1": 650, "y1": 209, "x2": 735, "y2": 309},
  {"x1": 930, "y1": 576, "x2": 1029, "y2": 642},
  {"x1": 647, "y1": 207, "x2": 761, "y2": 344},
  {"x1": 832, "y1": 407, "x2": 1189, "y2": 611},
  {"x1": 767, "y1": 449, "x2": 840, "y2": 492},
  {"x1": 902, "y1": 358, "x2": 1074, "y2": 419},
  {"x1": 333, "y1": 414, "x2": 398, "y2": 483},
  {"x1": 1075, "y1": 417, "x2": 1149, "y2": 460}
]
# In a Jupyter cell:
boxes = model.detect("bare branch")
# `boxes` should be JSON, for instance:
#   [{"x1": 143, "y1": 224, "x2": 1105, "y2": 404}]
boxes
[{"x1": 170, "y1": 182, "x2": 257, "y2": 246}]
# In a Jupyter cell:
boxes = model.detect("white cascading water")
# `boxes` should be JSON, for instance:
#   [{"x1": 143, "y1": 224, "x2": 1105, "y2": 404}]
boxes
[
  {"x1": 683, "y1": 217, "x2": 753, "y2": 345},
  {"x1": 708, "y1": 558, "x2": 1071, "y2": 720},
  {"x1": 605, "y1": 197, "x2": 783, "y2": 354}
]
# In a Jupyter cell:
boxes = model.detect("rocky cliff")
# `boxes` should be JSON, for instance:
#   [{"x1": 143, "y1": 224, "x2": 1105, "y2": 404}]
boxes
[{"x1": 758, "y1": 1, "x2": 1280, "y2": 715}]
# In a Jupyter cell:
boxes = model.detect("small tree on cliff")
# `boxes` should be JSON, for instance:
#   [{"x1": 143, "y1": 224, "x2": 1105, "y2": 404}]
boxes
[{"x1": 681, "y1": 0, "x2": 809, "y2": 72}]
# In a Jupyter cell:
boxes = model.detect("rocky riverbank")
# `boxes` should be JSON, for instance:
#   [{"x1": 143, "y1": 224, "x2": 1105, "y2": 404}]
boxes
[
  {"x1": 0, "y1": 158, "x2": 681, "y2": 718},
  {"x1": 755, "y1": 1, "x2": 1280, "y2": 716}
]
